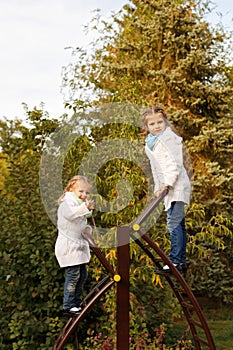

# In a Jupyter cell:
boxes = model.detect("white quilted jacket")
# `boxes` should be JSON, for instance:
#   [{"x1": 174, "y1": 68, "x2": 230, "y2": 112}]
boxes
[
  {"x1": 145, "y1": 127, "x2": 191, "y2": 211},
  {"x1": 55, "y1": 192, "x2": 92, "y2": 267}
]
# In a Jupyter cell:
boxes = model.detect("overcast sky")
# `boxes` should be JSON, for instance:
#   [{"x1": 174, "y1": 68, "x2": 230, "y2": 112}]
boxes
[{"x1": 0, "y1": 0, "x2": 232, "y2": 121}]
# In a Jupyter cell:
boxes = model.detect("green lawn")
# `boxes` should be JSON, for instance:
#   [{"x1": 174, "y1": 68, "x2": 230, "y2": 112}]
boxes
[
  {"x1": 171, "y1": 303, "x2": 233, "y2": 349},
  {"x1": 201, "y1": 305, "x2": 233, "y2": 350},
  {"x1": 207, "y1": 319, "x2": 233, "y2": 349}
]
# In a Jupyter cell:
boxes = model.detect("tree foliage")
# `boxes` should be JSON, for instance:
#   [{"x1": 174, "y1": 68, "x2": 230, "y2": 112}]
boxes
[
  {"x1": 0, "y1": 109, "x2": 63, "y2": 349},
  {"x1": 0, "y1": 107, "x2": 183, "y2": 349},
  {"x1": 63, "y1": 0, "x2": 233, "y2": 214},
  {"x1": 62, "y1": 0, "x2": 233, "y2": 298}
]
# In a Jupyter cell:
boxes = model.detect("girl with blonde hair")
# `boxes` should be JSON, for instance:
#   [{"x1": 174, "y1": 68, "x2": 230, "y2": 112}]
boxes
[{"x1": 55, "y1": 175, "x2": 94, "y2": 316}]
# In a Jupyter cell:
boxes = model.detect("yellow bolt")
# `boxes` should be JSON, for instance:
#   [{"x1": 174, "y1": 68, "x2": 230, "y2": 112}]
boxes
[
  {"x1": 133, "y1": 223, "x2": 140, "y2": 231},
  {"x1": 113, "y1": 274, "x2": 121, "y2": 282}
]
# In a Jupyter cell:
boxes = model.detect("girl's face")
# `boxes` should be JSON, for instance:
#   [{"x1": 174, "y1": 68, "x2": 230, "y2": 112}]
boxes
[
  {"x1": 72, "y1": 180, "x2": 91, "y2": 202},
  {"x1": 146, "y1": 113, "x2": 166, "y2": 135}
]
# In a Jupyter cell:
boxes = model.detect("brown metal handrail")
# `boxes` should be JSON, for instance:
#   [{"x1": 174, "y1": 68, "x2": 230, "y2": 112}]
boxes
[
  {"x1": 53, "y1": 189, "x2": 216, "y2": 350},
  {"x1": 132, "y1": 188, "x2": 168, "y2": 226},
  {"x1": 53, "y1": 279, "x2": 115, "y2": 350},
  {"x1": 128, "y1": 189, "x2": 216, "y2": 350}
]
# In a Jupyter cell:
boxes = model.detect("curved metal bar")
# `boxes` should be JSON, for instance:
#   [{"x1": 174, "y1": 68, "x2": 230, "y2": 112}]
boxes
[
  {"x1": 53, "y1": 188, "x2": 216, "y2": 350},
  {"x1": 132, "y1": 231, "x2": 216, "y2": 350},
  {"x1": 82, "y1": 275, "x2": 110, "y2": 306},
  {"x1": 53, "y1": 318, "x2": 75, "y2": 350},
  {"x1": 53, "y1": 231, "x2": 118, "y2": 350},
  {"x1": 132, "y1": 188, "x2": 168, "y2": 226},
  {"x1": 130, "y1": 232, "x2": 200, "y2": 348},
  {"x1": 82, "y1": 231, "x2": 116, "y2": 276},
  {"x1": 129, "y1": 188, "x2": 216, "y2": 349},
  {"x1": 53, "y1": 279, "x2": 115, "y2": 350}
]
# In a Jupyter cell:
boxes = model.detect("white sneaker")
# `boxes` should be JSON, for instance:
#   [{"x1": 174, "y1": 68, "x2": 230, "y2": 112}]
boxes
[
  {"x1": 162, "y1": 264, "x2": 177, "y2": 270},
  {"x1": 69, "y1": 307, "x2": 82, "y2": 313}
]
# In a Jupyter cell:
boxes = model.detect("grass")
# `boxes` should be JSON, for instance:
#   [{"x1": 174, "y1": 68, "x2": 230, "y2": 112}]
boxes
[
  {"x1": 170, "y1": 301, "x2": 233, "y2": 349},
  {"x1": 207, "y1": 319, "x2": 233, "y2": 349},
  {"x1": 200, "y1": 304, "x2": 233, "y2": 350}
]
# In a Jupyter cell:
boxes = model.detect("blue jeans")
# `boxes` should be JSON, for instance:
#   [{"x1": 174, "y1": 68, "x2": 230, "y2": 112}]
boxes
[
  {"x1": 167, "y1": 201, "x2": 187, "y2": 265},
  {"x1": 63, "y1": 264, "x2": 88, "y2": 310}
]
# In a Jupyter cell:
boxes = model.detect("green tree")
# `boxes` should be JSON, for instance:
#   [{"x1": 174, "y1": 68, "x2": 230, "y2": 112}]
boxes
[
  {"x1": 0, "y1": 152, "x2": 8, "y2": 190},
  {"x1": 61, "y1": 0, "x2": 233, "y2": 304},
  {"x1": 62, "y1": 0, "x2": 233, "y2": 213},
  {"x1": 0, "y1": 105, "x2": 180, "y2": 349},
  {"x1": 60, "y1": 1, "x2": 233, "y2": 347},
  {"x1": 1, "y1": 0, "x2": 233, "y2": 349},
  {"x1": 0, "y1": 108, "x2": 63, "y2": 349}
]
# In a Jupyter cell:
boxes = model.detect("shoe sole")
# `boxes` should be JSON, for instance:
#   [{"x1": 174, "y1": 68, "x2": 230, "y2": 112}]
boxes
[
  {"x1": 155, "y1": 268, "x2": 183, "y2": 275},
  {"x1": 62, "y1": 310, "x2": 81, "y2": 318},
  {"x1": 155, "y1": 269, "x2": 172, "y2": 275}
]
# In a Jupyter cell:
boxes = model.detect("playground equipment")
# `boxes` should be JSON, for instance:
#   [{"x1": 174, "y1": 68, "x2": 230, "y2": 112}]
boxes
[{"x1": 53, "y1": 190, "x2": 216, "y2": 350}]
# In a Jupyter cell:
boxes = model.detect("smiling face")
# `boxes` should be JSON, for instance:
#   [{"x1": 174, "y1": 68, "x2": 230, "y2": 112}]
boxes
[
  {"x1": 71, "y1": 180, "x2": 91, "y2": 202},
  {"x1": 146, "y1": 112, "x2": 167, "y2": 135}
]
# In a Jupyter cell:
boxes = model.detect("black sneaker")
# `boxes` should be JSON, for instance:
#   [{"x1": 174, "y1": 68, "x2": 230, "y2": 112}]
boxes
[
  {"x1": 62, "y1": 306, "x2": 82, "y2": 317},
  {"x1": 155, "y1": 263, "x2": 183, "y2": 275},
  {"x1": 180, "y1": 263, "x2": 188, "y2": 274}
]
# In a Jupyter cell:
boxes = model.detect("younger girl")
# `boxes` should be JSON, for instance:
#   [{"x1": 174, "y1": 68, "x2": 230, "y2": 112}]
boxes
[
  {"x1": 142, "y1": 106, "x2": 191, "y2": 274},
  {"x1": 55, "y1": 175, "x2": 94, "y2": 316}
]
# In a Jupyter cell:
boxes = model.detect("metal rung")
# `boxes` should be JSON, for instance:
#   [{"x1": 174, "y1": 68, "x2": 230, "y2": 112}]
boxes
[
  {"x1": 137, "y1": 244, "x2": 162, "y2": 261},
  {"x1": 189, "y1": 318, "x2": 202, "y2": 328},
  {"x1": 181, "y1": 302, "x2": 195, "y2": 310},
  {"x1": 152, "y1": 258, "x2": 163, "y2": 263},
  {"x1": 173, "y1": 286, "x2": 186, "y2": 294},
  {"x1": 194, "y1": 335, "x2": 210, "y2": 346},
  {"x1": 82, "y1": 276, "x2": 110, "y2": 304}
]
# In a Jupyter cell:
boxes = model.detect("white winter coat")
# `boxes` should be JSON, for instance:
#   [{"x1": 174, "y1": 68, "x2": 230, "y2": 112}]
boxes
[
  {"x1": 55, "y1": 192, "x2": 92, "y2": 268},
  {"x1": 145, "y1": 127, "x2": 191, "y2": 211}
]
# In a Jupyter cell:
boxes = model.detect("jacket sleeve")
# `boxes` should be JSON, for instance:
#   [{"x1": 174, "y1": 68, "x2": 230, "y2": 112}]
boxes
[
  {"x1": 160, "y1": 143, "x2": 179, "y2": 188},
  {"x1": 60, "y1": 200, "x2": 91, "y2": 221}
]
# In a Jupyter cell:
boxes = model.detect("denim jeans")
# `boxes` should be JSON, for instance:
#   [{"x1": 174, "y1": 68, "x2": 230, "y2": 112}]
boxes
[
  {"x1": 63, "y1": 263, "x2": 88, "y2": 310},
  {"x1": 167, "y1": 201, "x2": 187, "y2": 265}
]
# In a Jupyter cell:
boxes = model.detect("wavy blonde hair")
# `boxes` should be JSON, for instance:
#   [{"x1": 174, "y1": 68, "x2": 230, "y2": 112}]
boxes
[{"x1": 58, "y1": 175, "x2": 91, "y2": 205}]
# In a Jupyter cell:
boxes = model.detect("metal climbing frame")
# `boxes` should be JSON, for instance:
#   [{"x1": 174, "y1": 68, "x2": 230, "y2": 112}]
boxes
[
  {"x1": 52, "y1": 233, "x2": 118, "y2": 350},
  {"x1": 130, "y1": 232, "x2": 216, "y2": 349},
  {"x1": 127, "y1": 189, "x2": 216, "y2": 350},
  {"x1": 53, "y1": 189, "x2": 216, "y2": 349},
  {"x1": 53, "y1": 278, "x2": 115, "y2": 349}
]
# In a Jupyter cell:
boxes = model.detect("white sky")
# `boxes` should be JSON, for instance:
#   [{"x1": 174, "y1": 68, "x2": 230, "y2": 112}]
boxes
[{"x1": 0, "y1": 0, "x2": 232, "y2": 121}]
